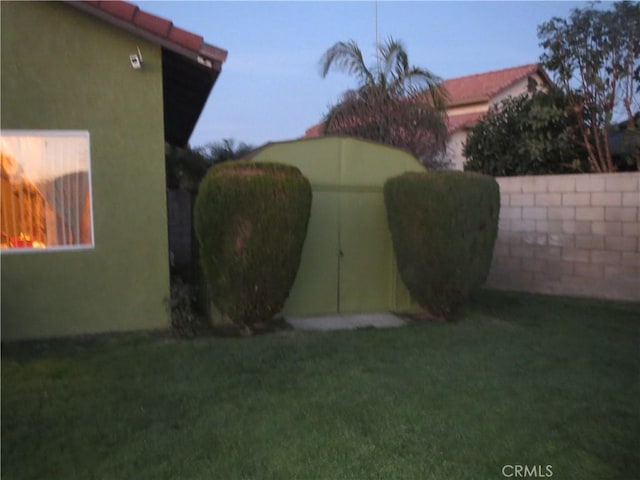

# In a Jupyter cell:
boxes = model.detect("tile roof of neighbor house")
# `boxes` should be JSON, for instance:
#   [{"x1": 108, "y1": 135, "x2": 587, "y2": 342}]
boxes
[
  {"x1": 446, "y1": 111, "x2": 485, "y2": 134},
  {"x1": 304, "y1": 122, "x2": 325, "y2": 138},
  {"x1": 66, "y1": 1, "x2": 228, "y2": 146},
  {"x1": 445, "y1": 63, "x2": 551, "y2": 134},
  {"x1": 304, "y1": 63, "x2": 551, "y2": 137},
  {"x1": 443, "y1": 63, "x2": 544, "y2": 107}
]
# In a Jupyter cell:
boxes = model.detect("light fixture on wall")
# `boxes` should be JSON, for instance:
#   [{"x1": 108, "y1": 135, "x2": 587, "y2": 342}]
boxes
[{"x1": 130, "y1": 46, "x2": 143, "y2": 69}]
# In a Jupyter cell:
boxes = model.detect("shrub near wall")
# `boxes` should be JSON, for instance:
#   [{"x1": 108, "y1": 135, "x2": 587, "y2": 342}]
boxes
[
  {"x1": 384, "y1": 171, "x2": 500, "y2": 316},
  {"x1": 194, "y1": 162, "x2": 312, "y2": 330}
]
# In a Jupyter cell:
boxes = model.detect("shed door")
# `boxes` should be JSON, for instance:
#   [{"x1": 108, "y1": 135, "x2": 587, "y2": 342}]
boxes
[
  {"x1": 282, "y1": 189, "x2": 395, "y2": 316},
  {"x1": 338, "y1": 191, "x2": 394, "y2": 313},
  {"x1": 281, "y1": 191, "x2": 340, "y2": 315}
]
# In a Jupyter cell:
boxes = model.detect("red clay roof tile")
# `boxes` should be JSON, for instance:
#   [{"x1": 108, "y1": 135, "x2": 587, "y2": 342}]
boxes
[
  {"x1": 97, "y1": 1, "x2": 137, "y2": 22},
  {"x1": 168, "y1": 26, "x2": 203, "y2": 52},
  {"x1": 446, "y1": 111, "x2": 486, "y2": 134},
  {"x1": 443, "y1": 64, "x2": 541, "y2": 106},
  {"x1": 133, "y1": 10, "x2": 172, "y2": 37},
  {"x1": 305, "y1": 122, "x2": 325, "y2": 138}
]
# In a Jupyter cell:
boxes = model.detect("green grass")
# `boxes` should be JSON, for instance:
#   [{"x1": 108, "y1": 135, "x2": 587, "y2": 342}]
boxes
[{"x1": 2, "y1": 290, "x2": 639, "y2": 480}]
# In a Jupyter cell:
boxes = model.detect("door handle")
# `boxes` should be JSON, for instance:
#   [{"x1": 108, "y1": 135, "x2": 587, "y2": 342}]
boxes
[{"x1": 339, "y1": 249, "x2": 344, "y2": 258}]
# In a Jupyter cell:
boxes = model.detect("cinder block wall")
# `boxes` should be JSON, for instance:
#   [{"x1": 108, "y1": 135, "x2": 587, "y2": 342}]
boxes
[{"x1": 487, "y1": 172, "x2": 639, "y2": 301}]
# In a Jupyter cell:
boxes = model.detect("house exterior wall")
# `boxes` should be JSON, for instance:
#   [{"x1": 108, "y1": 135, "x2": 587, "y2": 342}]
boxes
[
  {"x1": 487, "y1": 172, "x2": 640, "y2": 302},
  {"x1": 489, "y1": 74, "x2": 547, "y2": 106},
  {"x1": 1, "y1": 2, "x2": 170, "y2": 339},
  {"x1": 446, "y1": 131, "x2": 468, "y2": 171}
]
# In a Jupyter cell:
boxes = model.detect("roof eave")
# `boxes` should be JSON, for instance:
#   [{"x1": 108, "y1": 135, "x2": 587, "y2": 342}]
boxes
[
  {"x1": 447, "y1": 96, "x2": 490, "y2": 109},
  {"x1": 66, "y1": 1, "x2": 227, "y2": 73},
  {"x1": 65, "y1": 1, "x2": 228, "y2": 147}
]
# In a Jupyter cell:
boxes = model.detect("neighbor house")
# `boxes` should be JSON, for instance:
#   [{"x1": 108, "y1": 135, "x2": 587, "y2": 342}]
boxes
[
  {"x1": 305, "y1": 64, "x2": 552, "y2": 170},
  {"x1": 442, "y1": 63, "x2": 552, "y2": 170},
  {"x1": 1, "y1": 1, "x2": 227, "y2": 339}
]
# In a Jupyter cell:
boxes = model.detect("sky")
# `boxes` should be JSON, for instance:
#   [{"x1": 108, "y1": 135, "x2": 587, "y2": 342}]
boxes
[{"x1": 144, "y1": 1, "x2": 588, "y2": 149}]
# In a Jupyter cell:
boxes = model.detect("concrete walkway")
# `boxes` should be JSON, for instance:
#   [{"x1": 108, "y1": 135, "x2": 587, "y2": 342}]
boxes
[{"x1": 286, "y1": 312, "x2": 406, "y2": 332}]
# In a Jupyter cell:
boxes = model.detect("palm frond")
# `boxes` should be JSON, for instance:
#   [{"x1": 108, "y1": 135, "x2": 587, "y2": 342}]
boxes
[
  {"x1": 319, "y1": 37, "x2": 451, "y2": 166},
  {"x1": 319, "y1": 40, "x2": 374, "y2": 85},
  {"x1": 379, "y1": 37, "x2": 409, "y2": 84}
]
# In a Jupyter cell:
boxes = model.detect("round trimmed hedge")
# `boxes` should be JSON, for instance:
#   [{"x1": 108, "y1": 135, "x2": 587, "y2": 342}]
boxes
[
  {"x1": 384, "y1": 171, "x2": 500, "y2": 317},
  {"x1": 194, "y1": 161, "x2": 312, "y2": 328}
]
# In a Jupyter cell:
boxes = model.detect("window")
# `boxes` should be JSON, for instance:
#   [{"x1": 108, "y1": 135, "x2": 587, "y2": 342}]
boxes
[{"x1": 1, "y1": 131, "x2": 94, "y2": 251}]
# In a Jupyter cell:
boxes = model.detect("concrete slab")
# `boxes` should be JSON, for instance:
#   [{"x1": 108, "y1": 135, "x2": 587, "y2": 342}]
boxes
[{"x1": 286, "y1": 312, "x2": 406, "y2": 332}]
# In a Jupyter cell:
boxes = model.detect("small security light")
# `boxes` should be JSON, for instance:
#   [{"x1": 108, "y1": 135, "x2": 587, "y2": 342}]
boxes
[{"x1": 130, "y1": 46, "x2": 143, "y2": 69}]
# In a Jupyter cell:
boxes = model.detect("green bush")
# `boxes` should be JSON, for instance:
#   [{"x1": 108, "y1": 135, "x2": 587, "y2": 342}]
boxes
[
  {"x1": 194, "y1": 162, "x2": 312, "y2": 329},
  {"x1": 463, "y1": 91, "x2": 587, "y2": 176},
  {"x1": 384, "y1": 171, "x2": 500, "y2": 317}
]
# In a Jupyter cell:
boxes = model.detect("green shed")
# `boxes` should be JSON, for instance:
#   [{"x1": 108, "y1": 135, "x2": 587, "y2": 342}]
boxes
[{"x1": 247, "y1": 136, "x2": 425, "y2": 316}]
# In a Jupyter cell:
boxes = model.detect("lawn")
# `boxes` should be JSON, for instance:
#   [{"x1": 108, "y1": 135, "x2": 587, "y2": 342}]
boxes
[{"x1": 2, "y1": 290, "x2": 639, "y2": 480}]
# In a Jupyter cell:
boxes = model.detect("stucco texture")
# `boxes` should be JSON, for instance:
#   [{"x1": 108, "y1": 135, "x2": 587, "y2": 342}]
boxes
[{"x1": 1, "y1": 2, "x2": 170, "y2": 339}]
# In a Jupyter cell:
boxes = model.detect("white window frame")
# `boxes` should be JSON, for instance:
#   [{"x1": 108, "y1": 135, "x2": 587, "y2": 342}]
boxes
[{"x1": 0, "y1": 130, "x2": 95, "y2": 254}]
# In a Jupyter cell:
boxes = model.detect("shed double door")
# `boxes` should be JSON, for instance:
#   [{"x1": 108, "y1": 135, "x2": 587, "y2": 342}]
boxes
[{"x1": 283, "y1": 188, "x2": 395, "y2": 315}]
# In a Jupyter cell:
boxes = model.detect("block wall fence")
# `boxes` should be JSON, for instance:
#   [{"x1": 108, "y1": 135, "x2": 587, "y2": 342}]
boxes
[{"x1": 486, "y1": 172, "x2": 639, "y2": 302}]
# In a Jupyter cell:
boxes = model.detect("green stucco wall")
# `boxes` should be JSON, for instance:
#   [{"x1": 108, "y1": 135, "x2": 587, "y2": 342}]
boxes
[
  {"x1": 1, "y1": 2, "x2": 170, "y2": 339},
  {"x1": 251, "y1": 137, "x2": 425, "y2": 316}
]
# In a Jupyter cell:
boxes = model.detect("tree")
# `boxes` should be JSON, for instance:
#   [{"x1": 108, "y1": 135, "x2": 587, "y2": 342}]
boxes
[
  {"x1": 610, "y1": 113, "x2": 640, "y2": 171},
  {"x1": 538, "y1": 1, "x2": 640, "y2": 172},
  {"x1": 165, "y1": 144, "x2": 209, "y2": 192},
  {"x1": 463, "y1": 90, "x2": 588, "y2": 176},
  {"x1": 196, "y1": 138, "x2": 254, "y2": 166},
  {"x1": 165, "y1": 138, "x2": 255, "y2": 192},
  {"x1": 319, "y1": 38, "x2": 449, "y2": 168}
]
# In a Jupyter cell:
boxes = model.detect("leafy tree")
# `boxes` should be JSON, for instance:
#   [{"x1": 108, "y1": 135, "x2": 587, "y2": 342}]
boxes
[
  {"x1": 463, "y1": 90, "x2": 587, "y2": 176},
  {"x1": 165, "y1": 144, "x2": 209, "y2": 192},
  {"x1": 319, "y1": 37, "x2": 449, "y2": 168},
  {"x1": 196, "y1": 138, "x2": 255, "y2": 166},
  {"x1": 165, "y1": 138, "x2": 255, "y2": 192},
  {"x1": 610, "y1": 113, "x2": 640, "y2": 171},
  {"x1": 538, "y1": 1, "x2": 640, "y2": 172}
]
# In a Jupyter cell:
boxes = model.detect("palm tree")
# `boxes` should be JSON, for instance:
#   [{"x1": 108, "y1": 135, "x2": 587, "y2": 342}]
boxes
[
  {"x1": 319, "y1": 38, "x2": 450, "y2": 167},
  {"x1": 197, "y1": 138, "x2": 255, "y2": 166},
  {"x1": 166, "y1": 139, "x2": 255, "y2": 192}
]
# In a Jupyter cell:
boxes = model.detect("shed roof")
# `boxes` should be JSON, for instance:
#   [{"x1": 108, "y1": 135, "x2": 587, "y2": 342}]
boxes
[
  {"x1": 66, "y1": 1, "x2": 228, "y2": 146},
  {"x1": 246, "y1": 136, "x2": 425, "y2": 189}
]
